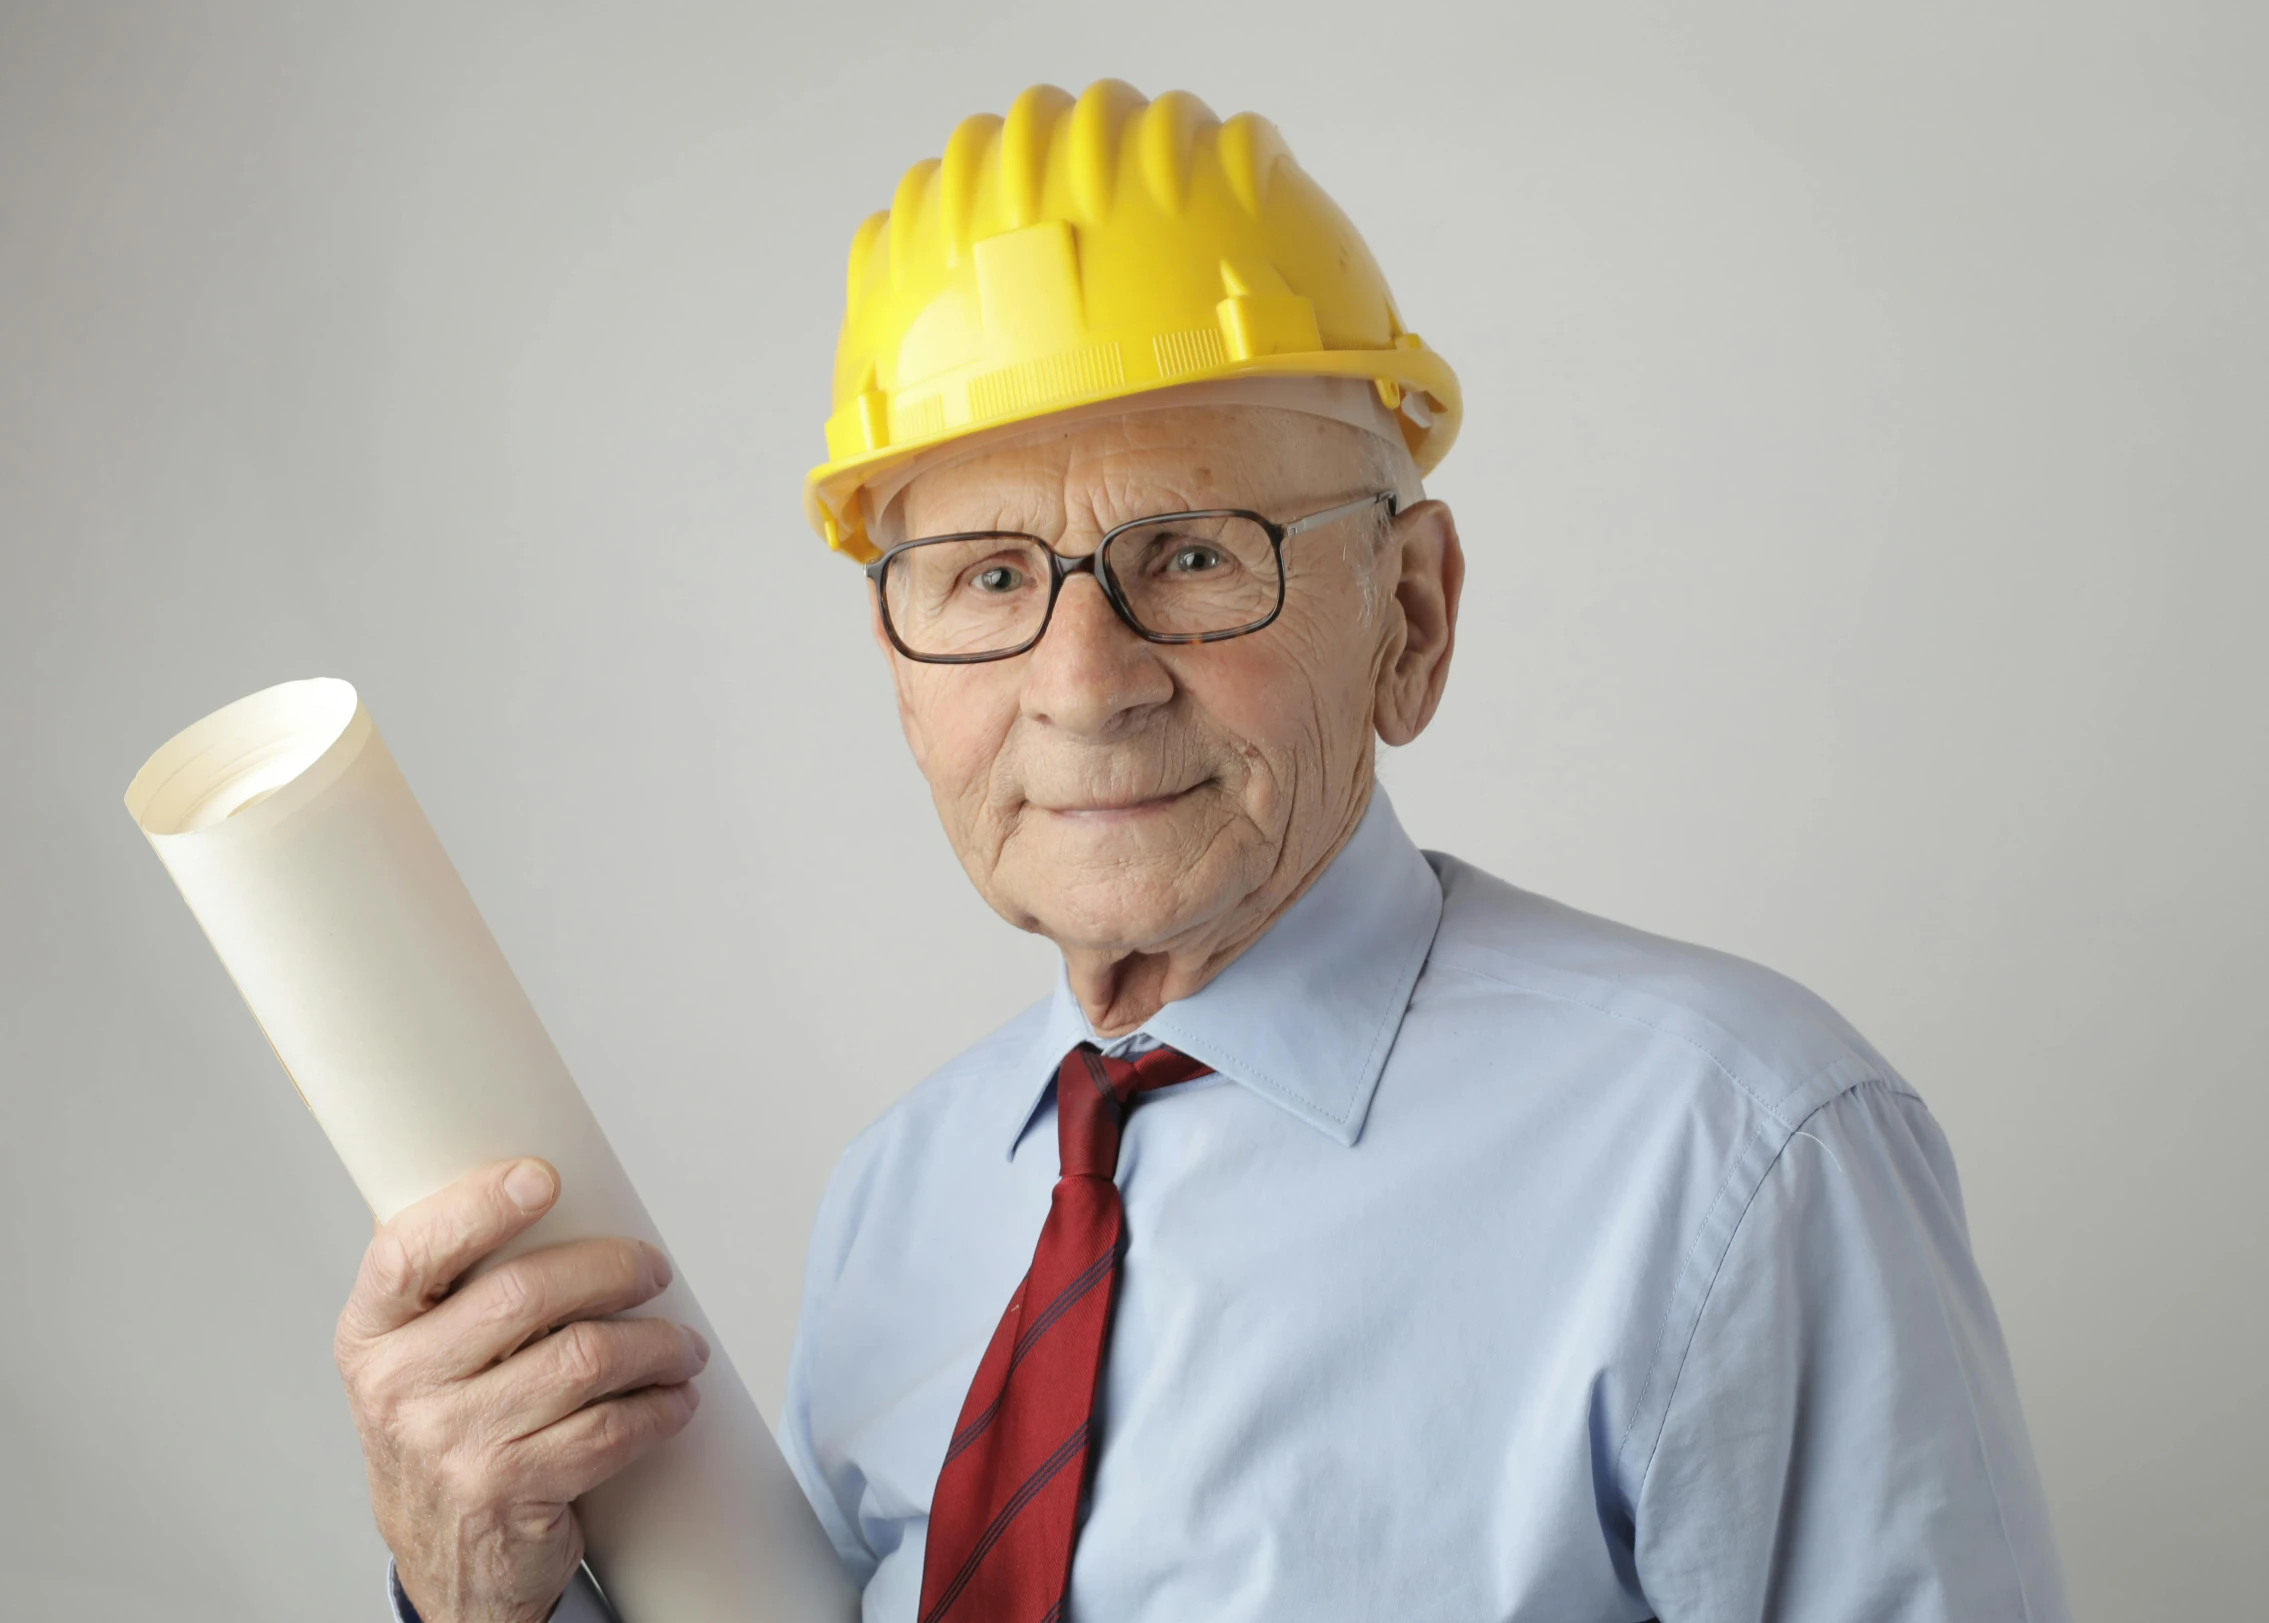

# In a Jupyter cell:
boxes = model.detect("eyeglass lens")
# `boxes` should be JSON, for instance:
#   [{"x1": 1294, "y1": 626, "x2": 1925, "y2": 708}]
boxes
[{"x1": 880, "y1": 514, "x2": 1281, "y2": 659}]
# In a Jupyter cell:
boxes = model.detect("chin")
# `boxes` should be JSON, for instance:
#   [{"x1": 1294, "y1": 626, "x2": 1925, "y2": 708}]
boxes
[
  {"x1": 989, "y1": 793, "x2": 1266, "y2": 951},
  {"x1": 1018, "y1": 868, "x2": 1233, "y2": 955}
]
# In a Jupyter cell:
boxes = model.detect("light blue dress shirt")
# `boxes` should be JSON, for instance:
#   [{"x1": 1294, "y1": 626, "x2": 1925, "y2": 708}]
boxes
[{"x1": 393, "y1": 786, "x2": 2068, "y2": 1622}]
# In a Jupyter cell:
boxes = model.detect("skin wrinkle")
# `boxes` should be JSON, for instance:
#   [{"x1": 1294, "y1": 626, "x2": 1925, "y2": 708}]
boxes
[{"x1": 872, "y1": 403, "x2": 1463, "y2": 1038}]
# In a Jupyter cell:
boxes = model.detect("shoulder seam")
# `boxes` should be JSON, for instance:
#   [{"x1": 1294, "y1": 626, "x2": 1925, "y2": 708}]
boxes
[
  {"x1": 1616, "y1": 1078, "x2": 1912, "y2": 1499},
  {"x1": 1612, "y1": 1110, "x2": 1780, "y2": 1481}
]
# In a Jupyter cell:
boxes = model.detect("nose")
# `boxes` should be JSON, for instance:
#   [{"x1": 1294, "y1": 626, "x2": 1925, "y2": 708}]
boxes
[{"x1": 1019, "y1": 568, "x2": 1173, "y2": 737}]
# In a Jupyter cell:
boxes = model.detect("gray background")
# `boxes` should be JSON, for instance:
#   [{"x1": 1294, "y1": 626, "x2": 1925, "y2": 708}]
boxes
[{"x1": 3, "y1": 2, "x2": 2262, "y2": 1617}]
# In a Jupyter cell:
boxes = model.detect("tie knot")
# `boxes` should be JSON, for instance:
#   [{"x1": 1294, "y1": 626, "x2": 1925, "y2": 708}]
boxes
[{"x1": 1055, "y1": 1041, "x2": 1213, "y2": 1179}]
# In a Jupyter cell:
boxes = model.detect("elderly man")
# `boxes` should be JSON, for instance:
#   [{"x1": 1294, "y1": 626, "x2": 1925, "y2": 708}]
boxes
[{"x1": 341, "y1": 83, "x2": 2070, "y2": 1623}]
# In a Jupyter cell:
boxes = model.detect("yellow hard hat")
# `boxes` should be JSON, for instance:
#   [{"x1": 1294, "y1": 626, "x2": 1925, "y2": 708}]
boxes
[{"x1": 804, "y1": 80, "x2": 1461, "y2": 561}]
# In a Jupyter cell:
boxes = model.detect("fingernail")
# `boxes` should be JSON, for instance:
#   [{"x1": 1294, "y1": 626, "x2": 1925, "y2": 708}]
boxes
[
  {"x1": 686, "y1": 1381, "x2": 704, "y2": 1411},
  {"x1": 645, "y1": 1243, "x2": 674, "y2": 1290},
  {"x1": 504, "y1": 1160, "x2": 555, "y2": 1212},
  {"x1": 689, "y1": 1329, "x2": 711, "y2": 1365}
]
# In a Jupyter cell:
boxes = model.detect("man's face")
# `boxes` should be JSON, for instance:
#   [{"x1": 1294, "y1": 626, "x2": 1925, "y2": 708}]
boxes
[{"x1": 875, "y1": 404, "x2": 1456, "y2": 965}]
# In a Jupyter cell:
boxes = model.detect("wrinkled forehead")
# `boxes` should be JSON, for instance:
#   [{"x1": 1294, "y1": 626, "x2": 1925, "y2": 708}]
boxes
[{"x1": 867, "y1": 376, "x2": 1419, "y2": 543}]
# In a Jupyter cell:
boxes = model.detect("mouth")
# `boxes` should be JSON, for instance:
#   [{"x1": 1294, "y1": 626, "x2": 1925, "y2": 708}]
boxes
[{"x1": 1033, "y1": 782, "x2": 1205, "y2": 822}]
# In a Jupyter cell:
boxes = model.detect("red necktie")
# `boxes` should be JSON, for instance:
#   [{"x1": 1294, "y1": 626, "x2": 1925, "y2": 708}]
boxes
[{"x1": 918, "y1": 1040, "x2": 1215, "y2": 1623}]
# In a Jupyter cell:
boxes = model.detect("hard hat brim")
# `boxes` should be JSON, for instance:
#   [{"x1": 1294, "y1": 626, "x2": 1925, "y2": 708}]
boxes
[{"x1": 802, "y1": 345, "x2": 1461, "y2": 564}]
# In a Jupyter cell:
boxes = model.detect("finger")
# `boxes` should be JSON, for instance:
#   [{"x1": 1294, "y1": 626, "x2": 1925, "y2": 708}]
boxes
[
  {"x1": 409, "y1": 1236, "x2": 673, "y2": 1378},
  {"x1": 339, "y1": 1158, "x2": 558, "y2": 1343},
  {"x1": 511, "y1": 1380, "x2": 704, "y2": 1503},
  {"x1": 480, "y1": 1316, "x2": 710, "y2": 1441}
]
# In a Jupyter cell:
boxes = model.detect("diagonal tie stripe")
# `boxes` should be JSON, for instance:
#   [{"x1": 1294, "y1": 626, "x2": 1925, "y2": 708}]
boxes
[
  {"x1": 1009, "y1": 1243, "x2": 1121, "y2": 1366},
  {"x1": 919, "y1": 1421, "x2": 1092, "y2": 1623},
  {"x1": 943, "y1": 1241, "x2": 1121, "y2": 1466},
  {"x1": 918, "y1": 1040, "x2": 1214, "y2": 1623}
]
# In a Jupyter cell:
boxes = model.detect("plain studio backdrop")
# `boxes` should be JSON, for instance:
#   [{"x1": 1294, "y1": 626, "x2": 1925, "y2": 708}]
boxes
[{"x1": 2, "y1": 2, "x2": 2262, "y2": 1617}]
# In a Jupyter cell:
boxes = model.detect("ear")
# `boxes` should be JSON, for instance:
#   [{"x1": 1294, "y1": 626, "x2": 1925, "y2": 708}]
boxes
[{"x1": 1373, "y1": 499, "x2": 1464, "y2": 747}]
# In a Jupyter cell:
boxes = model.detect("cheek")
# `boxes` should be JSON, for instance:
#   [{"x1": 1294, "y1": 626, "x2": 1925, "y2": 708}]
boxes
[
  {"x1": 897, "y1": 666, "x2": 1017, "y2": 806},
  {"x1": 1188, "y1": 617, "x2": 1371, "y2": 758}
]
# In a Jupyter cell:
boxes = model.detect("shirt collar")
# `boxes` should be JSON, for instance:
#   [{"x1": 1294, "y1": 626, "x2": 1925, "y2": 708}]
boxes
[{"x1": 1005, "y1": 784, "x2": 1445, "y2": 1157}]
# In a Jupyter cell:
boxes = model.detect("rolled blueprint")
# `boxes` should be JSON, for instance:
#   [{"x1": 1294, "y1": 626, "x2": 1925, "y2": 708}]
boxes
[{"x1": 124, "y1": 677, "x2": 854, "y2": 1623}]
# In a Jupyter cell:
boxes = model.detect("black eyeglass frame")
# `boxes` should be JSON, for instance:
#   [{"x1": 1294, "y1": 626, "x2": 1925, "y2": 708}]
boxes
[{"x1": 863, "y1": 490, "x2": 1400, "y2": 665}]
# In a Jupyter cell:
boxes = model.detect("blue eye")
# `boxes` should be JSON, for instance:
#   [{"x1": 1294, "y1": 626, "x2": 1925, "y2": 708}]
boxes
[
  {"x1": 972, "y1": 565, "x2": 1027, "y2": 594},
  {"x1": 1168, "y1": 545, "x2": 1224, "y2": 573}
]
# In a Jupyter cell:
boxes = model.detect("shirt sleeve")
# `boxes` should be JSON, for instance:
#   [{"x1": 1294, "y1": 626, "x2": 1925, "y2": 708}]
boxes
[
  {"x1": 778, "y1": 1143, "x2": 883, "y2": 1589},
  {"x1": 1632, "y1": 1079, "x2": 2071, "y2": 1622},
  {"x1": 386, "y1": 1558, "x2": 618, "y2": 1623}
]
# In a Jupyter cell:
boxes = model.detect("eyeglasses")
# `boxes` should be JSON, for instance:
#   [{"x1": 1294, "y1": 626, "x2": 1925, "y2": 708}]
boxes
[{"x1": 864, "y1": 490, "x2": 1398, "y2": 665}]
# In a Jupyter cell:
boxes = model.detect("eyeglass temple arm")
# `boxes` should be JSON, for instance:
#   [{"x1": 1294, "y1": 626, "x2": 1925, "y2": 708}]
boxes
[{"x1": 1279, "y1": 490, "x2": 1399, "y2": 540}]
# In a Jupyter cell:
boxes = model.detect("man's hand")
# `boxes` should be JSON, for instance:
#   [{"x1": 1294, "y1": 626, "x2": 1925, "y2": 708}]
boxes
[{"x1": 335, "y1": 1159, "x2": 709, "y2": 1623}]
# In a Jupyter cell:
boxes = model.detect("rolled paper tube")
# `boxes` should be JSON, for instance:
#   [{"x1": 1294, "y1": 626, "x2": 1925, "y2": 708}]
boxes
[{"x1": 124, "y1": 677, "x2": 854, "y2": 1623}]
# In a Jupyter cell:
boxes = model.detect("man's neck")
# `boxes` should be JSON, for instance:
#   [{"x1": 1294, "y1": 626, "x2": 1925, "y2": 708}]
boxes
[{"x1": 1058, "y1": 780, "x2": 1372, "y2": 1039}]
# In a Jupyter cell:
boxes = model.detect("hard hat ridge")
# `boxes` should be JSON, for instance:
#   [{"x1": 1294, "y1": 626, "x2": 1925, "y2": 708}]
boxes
[{"x1": 805, "y1": 79, "x2": 1461, "y2": 560}]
